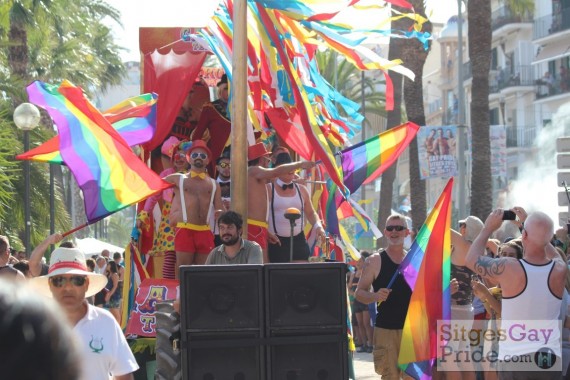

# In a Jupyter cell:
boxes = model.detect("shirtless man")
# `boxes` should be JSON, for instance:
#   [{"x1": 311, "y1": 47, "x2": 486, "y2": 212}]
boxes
[
  {"x1": 165, "y1": 140, "x2": 223, "y2": 271},
  {"x1": 247, "y1": 142, "x2": 316, "y2": 263}
]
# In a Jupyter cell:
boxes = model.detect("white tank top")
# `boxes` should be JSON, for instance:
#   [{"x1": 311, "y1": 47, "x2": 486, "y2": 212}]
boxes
[
  {"x1": 268, "y1": 183, "x2": 304, "y2": 237},
  {"x1": 499, "y1": 259, "x2": 562, "y2": 359}
]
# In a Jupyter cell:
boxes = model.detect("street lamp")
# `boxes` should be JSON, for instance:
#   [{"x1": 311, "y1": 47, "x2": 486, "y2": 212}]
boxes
[{"x1": 13, "y1": 103, "x2": 40, "y2": 255}]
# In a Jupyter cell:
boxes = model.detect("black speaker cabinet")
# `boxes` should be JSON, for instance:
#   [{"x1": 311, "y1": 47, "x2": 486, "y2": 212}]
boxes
[
  {"x1": 180, "y1": 265, "x2": 263, "y2": 332},
  {"x1": 267, "y1": 329, "x2": 348, "y2": 380},
  {"x1": 183, "y1": 331, "x2": 264, "y2": 380},
  {"x1": 265, "y1": 263, "x2": 347, "y2": 331}
]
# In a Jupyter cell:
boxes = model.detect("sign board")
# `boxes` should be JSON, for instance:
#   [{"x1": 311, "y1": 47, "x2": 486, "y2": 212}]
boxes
[
  {"x1": 560, "y1": 212, "x2": 569, "y2": 226},
  {"x1": 557, "y1": 154, "x2": 570, "y2": 170},
  {"x1": 558, "y1": 172, "x2": 570, "y2": 185},
  {"x1": 559, "y1": 192, "x2": 570, "y2": 207},
  {"x1": 556, "y1": 137, "x2": 570, "y2": 153}
]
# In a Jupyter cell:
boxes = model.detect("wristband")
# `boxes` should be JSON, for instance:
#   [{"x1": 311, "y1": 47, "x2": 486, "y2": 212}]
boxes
[{"x1": 314, "y1": 221, "x2": 323, "y2": 230}]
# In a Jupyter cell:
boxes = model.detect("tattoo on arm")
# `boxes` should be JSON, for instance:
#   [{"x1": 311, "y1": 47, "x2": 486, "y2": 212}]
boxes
[{"x1": 474, "y1": 256, "x2": 507, "y2": 278}]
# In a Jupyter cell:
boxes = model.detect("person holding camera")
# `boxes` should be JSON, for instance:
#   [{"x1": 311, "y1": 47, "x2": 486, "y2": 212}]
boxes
[{"x1": 466, "y1": 208, "x2": 567, "y2": 377}]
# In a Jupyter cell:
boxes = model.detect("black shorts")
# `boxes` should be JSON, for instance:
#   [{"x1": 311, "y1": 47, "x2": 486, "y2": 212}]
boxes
[
  {"x1": 268, "y1": 233, "x2": 310, "y2": 263},
  {"x1": 352, "y1": 300, "x2": 368, "y2": 313}
]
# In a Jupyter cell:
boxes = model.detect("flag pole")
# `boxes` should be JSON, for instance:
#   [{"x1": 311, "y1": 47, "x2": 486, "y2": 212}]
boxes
[{"x1": 61, "y1": 222, "x2": 91, "y2": 238}]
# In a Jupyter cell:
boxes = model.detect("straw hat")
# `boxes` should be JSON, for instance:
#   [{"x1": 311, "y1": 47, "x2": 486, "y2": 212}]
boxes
[{"x1": 30, "y1": 247, "x2": 107, "y2": 298}]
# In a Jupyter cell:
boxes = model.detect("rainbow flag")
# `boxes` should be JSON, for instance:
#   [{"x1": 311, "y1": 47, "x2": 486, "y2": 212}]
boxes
[
  {"x1": 26, "y1": 80, "x2": 171, "y2": 223},
  {"x1": 398, "y1": 178, "x2": 453, "y2": 379},
  {"x1": 341, "y1": 122, "x2": 419, "y2": 194},
  {"x1": 120, "y1": 242, "x2": 150, "y2": 330},
  {"x1": 16, "y1": 93, "x2": 157, "y2": 164}
]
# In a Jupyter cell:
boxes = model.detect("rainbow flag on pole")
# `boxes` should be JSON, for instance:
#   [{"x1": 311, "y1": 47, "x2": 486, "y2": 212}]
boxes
[
  {"x1": 340, "y1": 122, "x2": 419, "y2": 194},
  {"x1": 398, "y1": 178, "x2": 453, "y2": 379},
  {"x1": 16, "y1": 93, "x2": 157, "y2": 164},
  {"x1": 26, "y1": 80, "x2": 171, "y2": 223}
]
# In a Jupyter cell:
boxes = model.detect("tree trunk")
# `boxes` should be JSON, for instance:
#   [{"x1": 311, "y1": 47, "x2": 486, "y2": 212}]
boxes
[
  {"x1": 402, "y1": 0, "x2": 432, "y2": 229},
  {"x1": 468, "y1": 0, "x2": 493, "y2": 219},
  {"x1": 8, "y1": 19, "x2": 28, "y2": 105},
  {"x1": 377, "y1": 11, "x2": 407, "y2": 248}
]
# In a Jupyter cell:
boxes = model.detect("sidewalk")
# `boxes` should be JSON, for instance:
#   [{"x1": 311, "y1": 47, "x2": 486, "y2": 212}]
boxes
[{"x1": 352, "y1": 350, "x2": 377, "y2": 379}]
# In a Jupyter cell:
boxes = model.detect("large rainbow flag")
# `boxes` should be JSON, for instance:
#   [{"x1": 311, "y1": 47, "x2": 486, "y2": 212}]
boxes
[
  {"x1": 341, "y1": 122, "x2": 419, "y2": 194},
  {"x1": 26, "y1": 80, "x2": 171, "y2": 223},
  {"x1": 398, "y1": 178, "x2": 453, "y2": 379},
  {"x1": 16, "y1": 93, "x2": 157, "y2": 164}
]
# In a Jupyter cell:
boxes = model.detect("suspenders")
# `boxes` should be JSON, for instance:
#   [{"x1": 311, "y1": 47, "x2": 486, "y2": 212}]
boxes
[{"x1": 270, "y1": 182, "x2": 304, "y2": 236}]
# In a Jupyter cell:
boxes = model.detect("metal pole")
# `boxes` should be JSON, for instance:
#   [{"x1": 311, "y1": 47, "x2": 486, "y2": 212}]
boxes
[
  {"x1": 24, "y1": 131, "x2": 31, "y2": 255},
  {"x1": 50, "y1": 164, "x2": 55, "y2": 251},
  {"x1": 231, "y1": 0, "x2": 248, "y2": 231},
  {"x1": 457, "y1": 0, "x2": 467, "y2": 218},
  {"x1": 361, "y1": 71, "x2": 367, "y2": 208}
]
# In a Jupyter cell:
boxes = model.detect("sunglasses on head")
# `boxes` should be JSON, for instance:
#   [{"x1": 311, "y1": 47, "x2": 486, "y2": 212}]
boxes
[
  {"x1": 190, "y1": 152, "x2": 208, "y2": 160},
  {"x1": 49, "y1": 275, "x2": 87, "y2": 287},
  {"x1": 385, "y1": 225, "x2": 406, "y2": 232},
  {"x1": 218, "y1": 162, "x2": 230, "y2": 168}
]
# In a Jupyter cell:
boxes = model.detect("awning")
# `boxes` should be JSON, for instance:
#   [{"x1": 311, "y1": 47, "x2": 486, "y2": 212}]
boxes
[{"x1": 533, "y1": 42, "x2": 570, "y2": 65}]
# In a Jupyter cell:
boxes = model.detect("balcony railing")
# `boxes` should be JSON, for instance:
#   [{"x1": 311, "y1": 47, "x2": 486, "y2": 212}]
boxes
[
  {"x1": 492, "y1": 5, "x2": 533, "y2": 32},
  {"x1": 535, "y1": 72, "x2": 570, "y2": 99},
  {"x1": 490, "y1": 65, "x2": 535, "y2": 93},
  {"x1": 506, "y1": 125, "x2": 537, "y2": 149},
  {"x1": 534, "y1": 8, "x2": 570, "y2": 40}
]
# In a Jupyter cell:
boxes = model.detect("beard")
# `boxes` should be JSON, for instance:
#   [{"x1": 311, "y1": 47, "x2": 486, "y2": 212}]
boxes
[
  {"x1": 192, "y1": 160, "x2": 205, "y2": 168},
  {"x1": 222, "y1": 234, "x2": 240, "y2": 246}
]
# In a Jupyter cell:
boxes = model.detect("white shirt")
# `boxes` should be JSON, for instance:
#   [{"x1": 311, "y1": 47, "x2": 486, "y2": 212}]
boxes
[{"x1": 75, "y1": 303, "x2": 138, "y2": 380}]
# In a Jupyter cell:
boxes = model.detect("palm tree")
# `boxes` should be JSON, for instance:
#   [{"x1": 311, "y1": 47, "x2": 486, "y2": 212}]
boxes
[
  {"x1": 0, "y1": 0, "x2": 126, "y2": 248},
  {"x1": 402, "y1": 0, "x2": 432, "y2": 229},
  {"x1": 468, "y1": 0, "x2": 492, "y2": 219}
]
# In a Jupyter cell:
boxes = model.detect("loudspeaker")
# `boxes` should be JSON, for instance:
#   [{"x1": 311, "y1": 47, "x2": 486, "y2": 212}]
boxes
[
  {"x1": 184, "y1": 332, "x2": 264, "y2": 380},
  {"x1": 265, "y1": 263, "x2": 347, "y2": 331},
  {"x1": 180, "y1": 265, "x2": 263, "y2": 332},
  {"x1": 267, "y1": 329, "x2": 348, "y2": 380}
]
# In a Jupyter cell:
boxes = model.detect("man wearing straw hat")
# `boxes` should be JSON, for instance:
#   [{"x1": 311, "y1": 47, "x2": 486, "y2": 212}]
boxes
[{"x1": 31, "y1": 246, "x2": 138, "y2": 380}]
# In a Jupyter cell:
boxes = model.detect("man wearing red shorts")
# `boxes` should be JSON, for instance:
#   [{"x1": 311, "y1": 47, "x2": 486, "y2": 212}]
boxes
[
  {"x1": 165, "y1": 140, "x2": 223, "y2": 274},
  {"x1": 247, "y1": 143, "x2": 316, "y2": 262}
]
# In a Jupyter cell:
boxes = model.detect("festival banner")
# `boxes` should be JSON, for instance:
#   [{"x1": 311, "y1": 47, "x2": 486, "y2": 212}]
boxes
[
  {"x1": 417, "y1": 126, "x2": 458, "y2": 179},
  {"x1": 126, "y1": 278, "x2": 179, "y2": 337},
  {"x1": 490, "y1": 125, "x2": 507, "y2": 178}
]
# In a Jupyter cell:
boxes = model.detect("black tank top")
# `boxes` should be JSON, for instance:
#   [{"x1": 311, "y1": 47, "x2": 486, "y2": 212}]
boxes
[{"x1": 372, "y1": 250, "x2": 412, "y2": 329}]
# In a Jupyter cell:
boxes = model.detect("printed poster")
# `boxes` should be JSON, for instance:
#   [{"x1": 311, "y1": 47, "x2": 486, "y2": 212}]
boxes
[{"x1": 418, "y1": 126, "x2": 458, "y2": 179}]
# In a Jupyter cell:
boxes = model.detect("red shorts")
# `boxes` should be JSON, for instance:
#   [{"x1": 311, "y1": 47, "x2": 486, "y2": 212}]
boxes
[
  {"x1": 247, "y1": 221, "x2": 268, "y2": 250},
  {"x1": 174, "y1": 224, "x2": 214, "y2": 254}
]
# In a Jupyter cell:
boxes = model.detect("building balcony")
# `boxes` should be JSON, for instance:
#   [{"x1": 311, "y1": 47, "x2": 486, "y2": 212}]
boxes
[
  {"x1": 490, "y1": 65, "x2": 535, "y2": 93},
  {"x1": 506, "y1": 125, "x2": 536, "y2": 149},
  {"x1": 535, "y1": 74, "x2": 570, "y2": 99},
  {"x1": 492, "y1": 5, "x2": 533, "y2": 32},
  {"x1": 534, "y1": 9, "x2": 570, "y2": 40}
]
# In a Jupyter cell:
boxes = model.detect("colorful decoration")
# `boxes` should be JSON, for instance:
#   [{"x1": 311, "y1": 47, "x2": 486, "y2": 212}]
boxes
[
  {"x1": 25, "y1": 80, "x2": 171, "y2": 223},
  {"x1": 398, "y1": 178, "x2": 453, "y2": 379},
  {"x1": 16, "y1": 93, "x2": 158, "y2": 164}
]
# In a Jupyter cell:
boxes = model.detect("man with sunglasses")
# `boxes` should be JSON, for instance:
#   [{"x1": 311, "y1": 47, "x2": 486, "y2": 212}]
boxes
[
  {"x1": 213, "y1": 148, "x2": 232, "y2": 246},
  {"x1": 166, "y1": 140, "x2": 223, "y2": 270},
  {"x1": 31, "y1": 246, "x2": 138, "y2": 380},
  {"x1": 355, "y1": 214, "x2": 412, "y2": 379},
  {"x1": 247, "y1": 142, "x2": 317, "y2": 262}
]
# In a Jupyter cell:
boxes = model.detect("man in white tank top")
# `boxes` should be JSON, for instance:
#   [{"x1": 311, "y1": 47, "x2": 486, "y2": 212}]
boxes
[{"x1": 465, "y1": 208, "x2": 567, "y2": 379}]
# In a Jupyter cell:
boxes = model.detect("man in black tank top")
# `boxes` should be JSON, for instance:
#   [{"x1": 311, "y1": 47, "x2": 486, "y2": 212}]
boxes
[{"x1": 356, "y1": 214, "x2": 412, "y2": 380}]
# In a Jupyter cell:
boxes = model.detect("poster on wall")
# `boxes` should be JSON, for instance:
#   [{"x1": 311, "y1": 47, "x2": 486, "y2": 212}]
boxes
[
  {"x1": 489, "y1": 125, "x2": 507, "y2": 178},
  {"x1": 417, "y1": 126, "x2": 458, "y2": 179}
]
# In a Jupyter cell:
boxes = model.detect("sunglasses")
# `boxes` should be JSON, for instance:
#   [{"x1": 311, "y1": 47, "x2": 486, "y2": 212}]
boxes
[
  {"x1": 385, "y1": 225, "x2": 406, "y2": 232},
  {"x1": 49, "y1": 275, "x2": 87, "y2": 287},
  {"x1": 218, "y1": 162, "x2": 230, "y2": 168},
  {"x1": 190, "y1": 152, "x2": 208, "y2": 160},
  {"x1": 174, "y1": 152, "x2": 186, "y2": 160}
]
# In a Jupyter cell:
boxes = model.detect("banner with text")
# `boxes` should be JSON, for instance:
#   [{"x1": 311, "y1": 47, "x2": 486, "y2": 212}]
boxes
[{"x1": 418, "y1": 126, "x2": 458, "y2": 179}]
